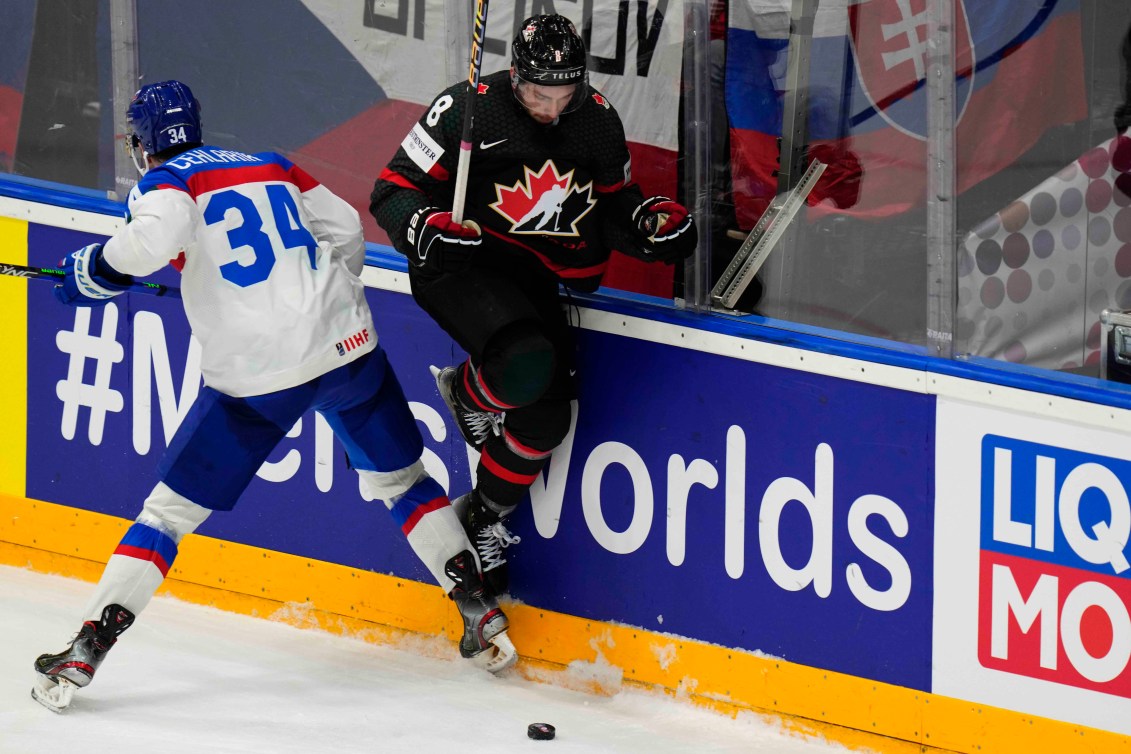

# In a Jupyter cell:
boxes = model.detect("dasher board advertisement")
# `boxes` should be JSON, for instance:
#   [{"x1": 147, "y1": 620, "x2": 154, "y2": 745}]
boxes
[
  {"x1": 23, "y1": 219, "x2": 936, "y2": 692},
  {"x1": 934, "y1": 397, "x2": 1131, "y2": 734}
]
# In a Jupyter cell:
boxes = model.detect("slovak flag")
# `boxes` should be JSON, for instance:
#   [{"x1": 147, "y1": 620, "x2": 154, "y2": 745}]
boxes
[{"x1": 726, "y1": 0, "x2": 1087, "y2": 226}]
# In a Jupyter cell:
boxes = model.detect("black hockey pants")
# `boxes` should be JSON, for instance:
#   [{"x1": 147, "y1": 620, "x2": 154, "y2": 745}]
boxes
[{"x1": 410, "y1": 262, "x2": 576, "y2": 508}]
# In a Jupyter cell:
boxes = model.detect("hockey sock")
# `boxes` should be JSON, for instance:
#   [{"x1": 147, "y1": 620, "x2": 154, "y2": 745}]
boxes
[
  {"x1": 81, "y1": 522, "x2": 178, "y2": 621},
  {"x1": 476, "y1": 438, "x2": 551, "y2": 509},
  {"x1": 79, "y1": 483, "x2": 210, "y2": 622},
  {"x1": 387, "y1": 475, "x2": 473, "y2": 593},
  {"x1": 456, "y1": 360, "x2": 511, "y2": 413}
]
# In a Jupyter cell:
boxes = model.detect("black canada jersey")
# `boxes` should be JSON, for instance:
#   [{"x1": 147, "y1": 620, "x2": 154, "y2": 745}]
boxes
[{"x1": 370, "y1": 70, "x2": 646, "y2": 290}]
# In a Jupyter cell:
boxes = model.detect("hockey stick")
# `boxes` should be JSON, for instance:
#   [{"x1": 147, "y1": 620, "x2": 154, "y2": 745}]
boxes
[
  {"x1": 0, "y1": 262, "x2": 181, "y2": 299},
  {"x1": 451, "y1": 0, "x2": 491, "y2": 225}
]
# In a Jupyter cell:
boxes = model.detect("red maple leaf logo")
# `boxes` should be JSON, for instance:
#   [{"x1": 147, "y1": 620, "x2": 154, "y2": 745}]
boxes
[{"x1": 489, "y1": 161, "x2": 595, "y2": 236}]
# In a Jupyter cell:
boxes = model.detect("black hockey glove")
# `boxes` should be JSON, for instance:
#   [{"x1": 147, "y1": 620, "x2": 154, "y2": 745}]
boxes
[
  {"x1": 406, "y1": 207, "x2": 481, "y2": 275},
  {"x1": 632, "y1": 196, "x2": 697, "y2": 263}
]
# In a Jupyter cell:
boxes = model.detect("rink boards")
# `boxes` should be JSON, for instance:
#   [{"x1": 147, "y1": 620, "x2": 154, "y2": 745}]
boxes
[{"x1": 0, "y1": 192, "x2": 1129, "y2": 753}]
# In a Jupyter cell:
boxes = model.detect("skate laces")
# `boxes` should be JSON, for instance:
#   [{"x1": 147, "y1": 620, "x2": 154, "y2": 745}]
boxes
[
  {"x1": 439, "y1": 366, "x2": 503, "y2": 447},
  {"x1": 476, "y1": 522, "x2": 521, "y2": 572},
  {"x1": 460, "y1": 406, "x2": 503, "y2": 446},
  {"x1": 70, "y1": 622, "x2": 112, "y2": 653}
]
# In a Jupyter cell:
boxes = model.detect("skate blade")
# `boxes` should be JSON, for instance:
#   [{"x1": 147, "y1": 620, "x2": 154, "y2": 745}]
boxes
[
  {"x1": 31, "y1": 675, "x2": 76, "y2": 713},
  {"x1": 474, "y1": 630, "x2": 518, "y2": 674}
]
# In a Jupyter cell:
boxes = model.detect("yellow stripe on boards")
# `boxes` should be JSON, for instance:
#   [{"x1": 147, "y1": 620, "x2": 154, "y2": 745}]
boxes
[
  {"x1": 0, "y1": 217, "x2": 28, "y2": 498},
  {"x1": 1, "y1": 495, "x2": 1127, "y2": 754}
]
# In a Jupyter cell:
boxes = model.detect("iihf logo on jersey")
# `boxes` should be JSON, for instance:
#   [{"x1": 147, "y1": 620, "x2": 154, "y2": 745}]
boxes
[
  {"x1": 847, "y1": 0, "x2": 975, "y2": 139},
  {"x1": 335, "y1": 328, "x2": 370, "y2": 356},
  {"x1": 489, "y1": 160, "x2": 596, "y2": 236}
]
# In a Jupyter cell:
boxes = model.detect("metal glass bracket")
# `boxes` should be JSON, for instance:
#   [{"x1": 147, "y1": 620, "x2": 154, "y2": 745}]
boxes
[{"x1": 710, "y1": 158, "x2": 825, "y2": 310}]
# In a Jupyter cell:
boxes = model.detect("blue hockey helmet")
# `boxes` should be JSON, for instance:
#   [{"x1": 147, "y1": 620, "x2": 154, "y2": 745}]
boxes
[{"x1": 125, "y1": 80, "x2": 202, "y2": 167}]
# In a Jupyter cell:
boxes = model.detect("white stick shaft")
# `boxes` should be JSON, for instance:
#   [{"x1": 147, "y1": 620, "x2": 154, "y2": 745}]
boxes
[
  {"x1": 452, "y1": 0, "x2": 489, "y2": 225},
  {"x1": 452, "y1": 145, "x2": 472, "y2": 225}
]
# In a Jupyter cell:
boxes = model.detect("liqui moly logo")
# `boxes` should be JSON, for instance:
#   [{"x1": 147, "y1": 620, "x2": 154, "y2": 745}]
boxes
[
  {"x1": 978, "y1": 436, "x2": 1131, "y2": 696},
  {"x1": 335, "y1": 328, "x2": 370, "y2": 356}
]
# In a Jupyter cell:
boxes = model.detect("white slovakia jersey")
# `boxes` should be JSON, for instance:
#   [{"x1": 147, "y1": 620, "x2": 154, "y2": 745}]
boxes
[{"x1": 102, "y1": 146, "x2": 375, "y2": 397}]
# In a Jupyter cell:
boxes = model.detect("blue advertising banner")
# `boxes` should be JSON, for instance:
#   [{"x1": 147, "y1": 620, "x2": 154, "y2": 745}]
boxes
[
  {"x1": 25, "y1": 223, "x2": 463, "y2": 587},
  {"x1": 508, "y1": 329, "x2": 936, "y2": 690},
  {"x1": 23, "y1": 220, "x2": 935, "y2": 691}
]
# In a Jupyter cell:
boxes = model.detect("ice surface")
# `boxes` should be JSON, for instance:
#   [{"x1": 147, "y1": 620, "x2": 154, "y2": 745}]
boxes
[{"x1": 0, "y1": 565, "x2": 852, "y2": 753}]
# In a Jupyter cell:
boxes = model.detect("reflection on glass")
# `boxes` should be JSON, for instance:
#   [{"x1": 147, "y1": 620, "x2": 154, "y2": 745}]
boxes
[
  {"x1": 951, "y1": 0, "x2": 1131, "y2": 378},
  {"x1": 5, "y1": 0, "x2": 109, "y2": 191},
  {"x1": 0, "y1": 0, "x2": 1129, "y2": 391},
  {"x1": 720, "y1": 0, "x2": 931, "y2": 344},
  {"x1": 716, "y1": 0, "x2": 1131, "y2": 382}
]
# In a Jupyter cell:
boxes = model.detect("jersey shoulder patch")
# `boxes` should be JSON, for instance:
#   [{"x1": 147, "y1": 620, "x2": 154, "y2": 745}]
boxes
[
  {"x1": 401, "y1": 122, "x2": 446, "y2": 175},
  {"x1": 590, "y1": 91, "x2": 612, "y2": 110}
]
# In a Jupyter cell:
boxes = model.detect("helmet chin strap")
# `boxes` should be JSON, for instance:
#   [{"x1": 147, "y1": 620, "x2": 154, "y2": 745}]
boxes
[
  {"x1": 126, "y1": 134, "x2": 149, "y2": 176},
  {"x1": 130, "y1": 149, "x2": 149, "y2": 176}
]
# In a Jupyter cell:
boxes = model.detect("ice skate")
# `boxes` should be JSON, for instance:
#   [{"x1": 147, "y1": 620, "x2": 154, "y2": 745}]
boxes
[
  {"x1": 32, "y1": 604, "x2": 135, "y2": 712},
  {"x1": 453, "y1": 491, "x2": 520, "y2": 596},
  {"x1": 431, "y1": 365, "x2": 502, "y2": 450},
  {"x1": 445, "y1": 550, "x2": 517, "y2": 673}
]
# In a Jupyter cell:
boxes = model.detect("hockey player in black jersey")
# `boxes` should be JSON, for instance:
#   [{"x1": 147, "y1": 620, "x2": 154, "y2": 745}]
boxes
[{"x1": 369, "y1": 14, "x2": 697, "y2": 597}]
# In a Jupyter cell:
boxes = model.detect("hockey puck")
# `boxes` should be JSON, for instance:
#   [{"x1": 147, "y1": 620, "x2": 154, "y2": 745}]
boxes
[{"x1": 527, "y1": 723, "x2": 556, "y2": 741}]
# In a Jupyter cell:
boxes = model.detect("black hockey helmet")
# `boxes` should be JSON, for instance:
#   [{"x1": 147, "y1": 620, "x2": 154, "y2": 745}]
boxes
[{"x1": 510, "y1": 15, "x2": 588, "y2": 120}]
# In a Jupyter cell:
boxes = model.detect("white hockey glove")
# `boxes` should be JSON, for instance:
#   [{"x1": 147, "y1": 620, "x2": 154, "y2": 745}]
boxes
[{"x1": 53, "y1": 243, "x2": 133, "y2": 307}]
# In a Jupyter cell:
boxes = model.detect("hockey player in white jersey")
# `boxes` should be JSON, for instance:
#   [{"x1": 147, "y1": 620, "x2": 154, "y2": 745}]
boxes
[{"x1": 32, "y1": 80, "x2": 515, "y2": 713}]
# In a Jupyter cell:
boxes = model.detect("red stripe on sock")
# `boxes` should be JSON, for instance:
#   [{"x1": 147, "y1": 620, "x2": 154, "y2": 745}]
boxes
[
  {"x1": 113, "y1": 544, "x2": 171, "y2": 577},
  {"x1": 503, "y1": 430, "x2": 552, "y2": 460},
  {"x1": 401, "y1": 496, "x2": 450, "y2": 536},
  {"x1": 461, "y1": 362, "x2": 493, "y2": 411},
  {"x1": 471, "y1": 366, "x2": 517, "y2": 410},
  {"x1": 481, "y1": 448, "x2": 540, "y2": 485},
  {"x1": 463, "y1": 360, "x2": 514, "y2": 411}
]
